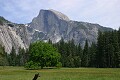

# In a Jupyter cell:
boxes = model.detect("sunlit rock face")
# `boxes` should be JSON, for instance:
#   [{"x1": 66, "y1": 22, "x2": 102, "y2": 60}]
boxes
[
  {"x1": 0, "y1": 24, "x2": 29, "y2": 53},
  {"x1": 0, "y1": 9, "x2": 113, "y2": 53},
  {"x1": 29, "y1": 9, "x2": 112, "y2": 46}
]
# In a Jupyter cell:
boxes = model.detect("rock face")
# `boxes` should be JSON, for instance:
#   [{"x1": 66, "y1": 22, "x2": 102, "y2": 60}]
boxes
[
  {"x1": 29, "y1": 9, "x2": 112, "y2": 46},
  {"x1": 0, "y1": 9, "x2": 113, "y2": 53},
  {"x1": 0, "y1": 23, "x2": 29, "y2": 53}
]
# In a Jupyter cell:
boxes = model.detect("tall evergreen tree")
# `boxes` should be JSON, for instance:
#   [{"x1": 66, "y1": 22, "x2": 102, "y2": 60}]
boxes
[
  {"x1": 89, "y1": 42, "x2": 97, "y2": 67},
  {"x1": 96, "y1": 30, "x2": 120, "y2": 68},
  {"x1": 96, "y1": 31, "x2": 105, "y2": 67},
  {"x1": 76, "y1": 43, "x2": 82, "y2": 67},
  {"x1": 9, "y1": 47, "x2": 16, "y2": 66},
  {"x1": 0, "y1": 44, "x2": 8, "y2": 66},
  {"x1": 17, "y1": 47, "x2": 26, "y2": 66},
  {"x1": 112, "y1": 30, "x2": 120, "y2": 67},
  {"x1": 81, "y1": 40, "x2": 89, "y2": 67},
  {"x1": 117, "y1": 28, "x2": 120, "y2": 67}
]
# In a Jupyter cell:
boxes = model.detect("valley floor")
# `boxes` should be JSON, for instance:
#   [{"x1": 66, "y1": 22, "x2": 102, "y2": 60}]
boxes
[{"x1": 0, "y1": 66, "x2": 120, "y2": 80}]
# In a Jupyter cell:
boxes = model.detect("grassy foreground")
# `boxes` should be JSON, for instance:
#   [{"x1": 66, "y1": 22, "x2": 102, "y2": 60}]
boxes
[{"x1": 0, "y1": 66, "x2": 120, "y2": 80}]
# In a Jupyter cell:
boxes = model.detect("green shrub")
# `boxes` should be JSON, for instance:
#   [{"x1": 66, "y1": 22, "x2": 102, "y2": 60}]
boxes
[
  {"x1": 56, "y1": 62, "x2": 62, "y2": 68},
  {"x1": 24, "y1": 61, "x2": 40, "y2": 70}
]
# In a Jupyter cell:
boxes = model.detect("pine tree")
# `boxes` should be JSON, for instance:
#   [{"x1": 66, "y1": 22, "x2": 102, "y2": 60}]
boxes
[
  {"x1": 17, "y1": 47, "x2": 26, "y2": 66},
  {"x1": 81, "y1": 40, "x2": 89, "y2": 67},
  {"x1": 112, "y1": 30, "x2": 120, "y2": 67},
  {"x1": 0, "y1": 44, "x2": 8, "y2": 66},
  {"x1": 96, "y1": 30, "x2": 120, "y2": 68},
  {"x1": 89, "y1": 42, "x2": 97, "y2": 67},
  {"x1": 96, "y1": 31, "x2": 105, "y2": 68},
  {"x1": 117, "y1": 27, "x2": 120, "y2": 67},
  {"x1": 9, "y1": 47, "x2": 16, "y2": 66},
  {"x1": 76, "y1": 43, "x2": 82, "y2": 67}
]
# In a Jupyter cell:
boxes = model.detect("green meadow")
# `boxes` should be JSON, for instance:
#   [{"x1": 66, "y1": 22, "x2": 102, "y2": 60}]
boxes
[{"x1": 0, "y1": 66, "x2": 120, "y2": 80}]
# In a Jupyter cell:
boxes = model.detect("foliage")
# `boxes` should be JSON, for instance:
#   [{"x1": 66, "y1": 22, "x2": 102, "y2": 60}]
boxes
[
  {"x1": 53, "y1": 29, "x2": 120, "y2": 68},
  {"x1": 1, "y1": 27, "x2": 120, "y2": 68},
  {"x1": 8, "y1": 47, "x2": 16, "y2": 66},
  {"x1": 54, "y1": 38, "x2": 82, "y2": 67},
  {"x1": 81, "y1": 40, "x2": 89, "y2": 67},
  {"x1": 7, "y1": 47, "x2": 27, "y2": 66},
  {"x1": 0, "y1": 44, "x2": 8, "y2": 66},
  {"x1": 96, "y1": 30, "x2": 120, "y2": 68},
  {"x1": 27, "y1": 41, "x2": 61, "y2": 69},
  {"x1": 0, "y1": 16, "x2": 10, "y2": 24},
  {"x1": 17, "y1": 47, "x2": 27, "y2": 66},
  {"x1": 25, "y1": 61, "x2": 40, "y2": 70},
  {"x1": 56, "y1": 62, "x2": 62, "y2": 68}
]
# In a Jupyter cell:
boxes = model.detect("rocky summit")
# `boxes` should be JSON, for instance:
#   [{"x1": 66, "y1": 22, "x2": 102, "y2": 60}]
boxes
[
  {"x1": 29, "y1": 9, "x2": 112, "y2": 46},
  {"x1": 0, "y1": 9, "x2": 112, "y2": 53}
]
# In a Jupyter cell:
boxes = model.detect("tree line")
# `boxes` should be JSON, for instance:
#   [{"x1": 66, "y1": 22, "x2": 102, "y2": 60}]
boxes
[
  {"x1": 0, "y1": 41, "x2": 61, "y2": 69},
  {"x1": 0, "y1": 29, "x2": 120, "y2": 68},
  {"x1": 51, "y1": 29, "x2": 120, "y2": 68},
  {"x1": 0, "y1": 46, "x2": 29, "y2": 66}
]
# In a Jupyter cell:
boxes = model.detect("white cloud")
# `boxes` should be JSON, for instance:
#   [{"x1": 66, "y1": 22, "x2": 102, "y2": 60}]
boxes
[{"x1": 0, "y1": 0, "x2": 120, "y2": 29}]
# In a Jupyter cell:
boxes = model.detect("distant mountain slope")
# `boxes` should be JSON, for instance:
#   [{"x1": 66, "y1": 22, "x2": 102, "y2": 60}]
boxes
[
  {"x1": 0, "y1": 9, "x2": 113, "y2": 53},
  {"x1": 29, "y1": 9, "x2": 113, "y2": 47},
  {"x1": 0, "y1": 17, "x2": 29, "y2": 53}
]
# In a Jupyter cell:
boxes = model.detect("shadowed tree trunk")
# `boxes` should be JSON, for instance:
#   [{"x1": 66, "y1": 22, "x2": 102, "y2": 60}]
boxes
[{"x1": 33, "y1": 73, "x2": 40, "y2": 80}]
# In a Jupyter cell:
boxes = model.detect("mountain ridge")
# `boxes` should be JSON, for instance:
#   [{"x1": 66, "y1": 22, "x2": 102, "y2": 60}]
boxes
[
  {"x1": 0, "y1": 9, "x2": 113, "y2": 53},
  {"x1": 29, "y1": 9, "x2": 112, "y2": 45}
]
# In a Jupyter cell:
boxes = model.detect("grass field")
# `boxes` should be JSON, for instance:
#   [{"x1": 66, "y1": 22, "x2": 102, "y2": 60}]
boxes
[{"x1": 0, "y1": 66, "x2": 120, "y2": 80}]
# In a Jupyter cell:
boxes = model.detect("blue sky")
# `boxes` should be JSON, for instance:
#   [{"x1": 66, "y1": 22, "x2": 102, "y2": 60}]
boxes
[{"x1": 0, "y1": 0, "x2": 120, "y2": 29}]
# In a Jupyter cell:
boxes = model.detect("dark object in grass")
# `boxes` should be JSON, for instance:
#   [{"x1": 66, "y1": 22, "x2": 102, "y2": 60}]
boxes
[{"x1": 33, "y1": 73, "x2": 40, "y2": 80}]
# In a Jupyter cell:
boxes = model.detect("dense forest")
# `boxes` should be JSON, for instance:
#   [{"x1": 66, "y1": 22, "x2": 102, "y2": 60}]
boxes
[
  {"x1": 0, "y1": 29, "x2": 120, "y2": 68},
  {"x1": 53, "y1": 29, "x2": 120, "y2": 68}
]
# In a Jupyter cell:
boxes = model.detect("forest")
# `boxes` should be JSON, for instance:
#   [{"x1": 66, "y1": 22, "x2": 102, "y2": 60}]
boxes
[{"x1": 0, "y1": 29, "x2": 120, "y2": 68}]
